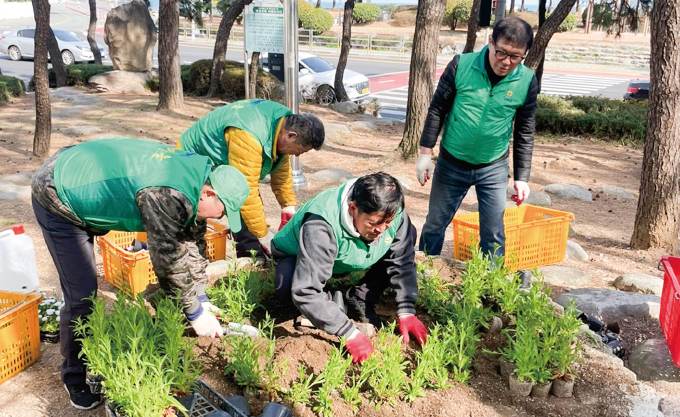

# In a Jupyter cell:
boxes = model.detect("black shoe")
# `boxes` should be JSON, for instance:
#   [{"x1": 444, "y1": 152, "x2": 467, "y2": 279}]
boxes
[
  {"x1": 344, "y1": 288, "x2": 382, "y2": 329},
  {"x1": 64, "y1": 382, "x2": 103, "y2": 410}
]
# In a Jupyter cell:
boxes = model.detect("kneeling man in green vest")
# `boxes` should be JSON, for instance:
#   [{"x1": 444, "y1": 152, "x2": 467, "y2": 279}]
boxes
[
  {"x1": 271, "y1": 172, "x2": 428, "y2": 363},
  {"x1": 31, "y1": 138, "x2": 249, "y2": 411}
]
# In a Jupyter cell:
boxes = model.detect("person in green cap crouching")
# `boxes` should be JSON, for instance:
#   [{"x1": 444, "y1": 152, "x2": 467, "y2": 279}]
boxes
[{"x1": 31, "y1": 138, "x2": 250, "y2": 411}]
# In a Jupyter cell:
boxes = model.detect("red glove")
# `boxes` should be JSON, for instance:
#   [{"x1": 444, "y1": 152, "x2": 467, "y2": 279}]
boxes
[
  {"x1": 279, "y1": 211, "x2": 293, "y2": 231},
  {"x1": 399, "y1": 314, "x2": 428, "y2": 346},
  {"x1": 345, "y1": 330, "x2": 375, "y2": 364}
]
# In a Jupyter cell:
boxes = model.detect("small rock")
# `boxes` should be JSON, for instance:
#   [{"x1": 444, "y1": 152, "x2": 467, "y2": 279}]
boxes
[
  {"x1": 543, "y1": 183, "x2": 593, "y2": 201},
  {"x1": 550, "y1": 300, "x2": 565, "y2": 316},
  {"x1": 537, "y1": 265, "x2": 591, "y2": 287},
  {"x1": 0, "y1": 183, "x2": 31, "y2": 201},
  {"x1": 525, "y1": 191, "x2": 552, "y2": 207},
  {"x1": 566, "y1": 240, "x2": 589, "y2": 261},
  {"x1": 60, "y1": 126, "x2": 103, "y2": 135},
  {"x1": 205, "y1": 260, "x2": 232, "y2": 279},
  {"x1": 310, "y1": 168, "x2": 355, "y2": 184},
  {"x1": 349, "y1": 120, "x2": 379, "y2": 131},
  {"x1": 362, "y1": 114, "x2": 393, "y2": 126},
  {"x1": 659, "y1": 397, "x2": 680, "y2": 416},
  {"x1": 0, "y1": 172, "x2": 33, "y2": 186},
  {"x1": 613, "y1": 273, "x2": 663, "y2": 296},
  {"x1": 330, "y1": 101, "x2": 359, "y2": 114},
  {"x1": 356, "y1": 322, "x2": 376, "y2": 338},
  {"x1": 487, "y1": 316, "x2": 503, "y2": 333},
  {"x1": 593, "y1": 185, "x2": 635, "y2": 200},
  {"x1": 628, "y1": 339, "x2": 680, "y2": 382},
  {"x1": 323, "y1": 122, "x2": 352, "y2": 144},
  {"x1": 557, "y1": 288, "x2": 660, "y2": 322},
  {"x1": 544, "y1": 156, "x2": 572, "y2": 169}
]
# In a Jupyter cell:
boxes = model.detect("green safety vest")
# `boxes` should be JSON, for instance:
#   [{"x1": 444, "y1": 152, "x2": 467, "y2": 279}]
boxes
[
  {"x1": 441, "y1": 46, "x2": 535, "y2": 165},
  {"x1": 179, "y1": 99, "x2": 292, "y2": 180},
  {"x1": 53, "y1": 138, "x2": 211, "y2": 232},
  {"x1": 273, "y1": 180, "x2": 403, "y2": 274}
]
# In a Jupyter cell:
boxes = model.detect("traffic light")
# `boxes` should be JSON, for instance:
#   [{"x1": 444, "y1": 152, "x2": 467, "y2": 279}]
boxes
[{"x1": 479, "y1": 0, "x2": 492, "y2": 27}]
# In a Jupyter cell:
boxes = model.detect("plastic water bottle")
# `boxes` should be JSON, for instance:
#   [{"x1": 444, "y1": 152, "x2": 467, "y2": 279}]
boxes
[{"x1": 0, "y1": 225, "x2": 40, "y2": 293}]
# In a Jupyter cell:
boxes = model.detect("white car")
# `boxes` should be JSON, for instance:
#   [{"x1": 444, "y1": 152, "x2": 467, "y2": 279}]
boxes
[
  {"x1": 260, "y1": 52, "x2": 370, "y2": 104},
  {"x1": 0, "y1": 28, "x2": 107, "y2": 65}
]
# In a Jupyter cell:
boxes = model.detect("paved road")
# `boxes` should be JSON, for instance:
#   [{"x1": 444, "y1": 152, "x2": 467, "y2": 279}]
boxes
[{"x1": 369, "y1": 72, "x2": 635, "y2": 122}]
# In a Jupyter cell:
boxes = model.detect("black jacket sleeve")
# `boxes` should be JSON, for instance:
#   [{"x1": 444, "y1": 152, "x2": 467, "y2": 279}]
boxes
[
  {"x1": 420, "y1": 55, "x2": 459, "y2": 149},
  {"x1": 512, "y1": 74, "x2": 539, "y2": 181},
  {"x1": 380, "y1": 211, "x2": 418, "y2": 315}
]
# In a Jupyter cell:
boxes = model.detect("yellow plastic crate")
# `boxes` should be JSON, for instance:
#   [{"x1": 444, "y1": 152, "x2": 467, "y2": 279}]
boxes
[
  {"x1": 451, "y1": 204, "x2": 574, "y2": 270},
  {"x1": 98, "y1": 220, "x2": 230, "y2": 296},
  {"x1": 0, "y1": 291, "x2": 42, "y2": 385}
]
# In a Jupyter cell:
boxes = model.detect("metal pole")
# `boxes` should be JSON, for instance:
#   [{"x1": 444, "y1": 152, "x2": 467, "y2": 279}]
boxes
[
  {"x1": 284, "y1": 0, "x2": 307, "y2": 190},
  {"x1": 244, "y1": 50, "x2": 250, "y2": 99}
]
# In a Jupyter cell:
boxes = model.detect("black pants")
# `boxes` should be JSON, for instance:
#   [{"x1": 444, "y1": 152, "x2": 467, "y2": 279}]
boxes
[
  {"x1": 274, "y1": 255, "x2": 392, "y2": 305},
  {"x1": 32, "y1": 197, "x2": 101, "y2": 385},
  {"x1": 232, "y1": 213, "x2": 267, "y2": 258}
]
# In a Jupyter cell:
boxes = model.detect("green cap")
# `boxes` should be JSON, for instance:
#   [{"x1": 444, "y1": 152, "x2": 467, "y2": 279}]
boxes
[{"x1": 208, "y1": 165, "x2": 249, "y2": 233}]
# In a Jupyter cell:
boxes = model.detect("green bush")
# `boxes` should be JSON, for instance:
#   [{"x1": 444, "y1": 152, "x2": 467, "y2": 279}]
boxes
[
  {"x1": 536, "y1": 95, "x2": 647, "y2": 144},
  {"x1": 547, "y1": 12, "x2": 577, "y2": 32},
  {"x1": 444, "y1": 0, "x2": 472, "y2": 30},
  {"x1": 352, "y1": 3, "x2": 381, "y2": 23},
  {"x1": 184, "y1": 59, "x2": 212, "y2": 96},
  {"x1": 0, "y1": 75, "x2": 25, "y2": 102},
  {"x1": 29, "y1": 64, "x2": 113, "y2": 89},
  {"x1": 220, "y1": 61, "x2": 283, "y2": 102},
  {"x1": 298, "y1": 0, "x2": 314, "y2": 26},
  {"x1": 300, "y1": 8, "x2": 333, "y2": 33}
]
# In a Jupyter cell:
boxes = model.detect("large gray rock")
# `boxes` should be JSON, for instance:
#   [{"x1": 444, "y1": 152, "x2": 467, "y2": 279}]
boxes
[
  {"x1": 537, "y1": 265, "x2": 591, "y2": 287},
  {"x1": 323, "y1": 123, "x2": 352, "y2": 145},
  {"x1": 105, "y1": 0, "x2": 157, "y2": 71},
  {"x1": 593, "y1": 185, "x2": 635, "y2": 200},
  {"x1": 628, "y1": 339, "x2": 680, "y2": 382},
  {"x1": 349, "y1": 120, "x2": 379, "y2": 131},
  {"x1": 362, "y1": 114, "x2": 393, "y2": 126},
  {"x1": 0, "y1": 172, "x2": 33, "y2": 186},
  {"x1": 310, "y1": 168, "x2": 355, "y2": 184},
  {"x1": 659, "y1": 397, "x2": 680, "y2": 416},
  {"x1": 566, "y1": 240, "x2": 589, "y2": 261},
  {"x1": 0, "y1": 183, "x2": 31, "y2": 201},
  {"x1": 330, "y1": 101, "x2": 359, "y2": 114},
  {"x1": 543, "y1": 183, "x2": 593, "y2": 201},
  {"x1": 50, "y1": 87, "x2": 102, "y2": 106},
  {"x1": 557, "y1": 288, "x2": 660, "y2": 322},
  {"x1": 506, "y1": 186, "x2": 551, "y2": 207},
  {"x1": 613, "y1": 273, "x2": 664, "y2": 296},
  {"x1": 88, "y1": 70, "x2": 155, "y2": 94}
]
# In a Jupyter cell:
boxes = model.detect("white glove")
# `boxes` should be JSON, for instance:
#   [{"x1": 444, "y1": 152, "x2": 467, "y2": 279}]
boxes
[
  {"x1": 416, "y1": 153, "x2": 435, "y2": 186},
  {"x1": 201, "y1": 301, "x2": 222, "y2": 316},
  {"x1": 257, "y1": 230, "x2": 276, "y2": 254},
  {"x1": 282, "y1": 206, "x2": 296, "y2": 216},
  {"x1": 512, "y1": 181, "x2": 530, "y2": 206},
  {"x1": 188, "y1": 309, "x2": 224, "y2": 338}
]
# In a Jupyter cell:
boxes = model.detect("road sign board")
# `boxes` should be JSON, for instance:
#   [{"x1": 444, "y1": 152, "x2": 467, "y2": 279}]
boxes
[{"x1": 244, "y1": 4, "x2": 284, "y2": 53}]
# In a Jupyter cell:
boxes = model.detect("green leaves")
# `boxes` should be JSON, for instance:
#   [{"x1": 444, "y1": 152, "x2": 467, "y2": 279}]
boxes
[{"x1": 207, "y1": 262, "x2": 275, "y2": 323}]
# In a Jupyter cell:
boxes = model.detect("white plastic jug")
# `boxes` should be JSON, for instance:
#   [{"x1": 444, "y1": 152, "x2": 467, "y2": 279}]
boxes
[{"x1": 0, "y1": 225, "x2": 40, "y2": 293}]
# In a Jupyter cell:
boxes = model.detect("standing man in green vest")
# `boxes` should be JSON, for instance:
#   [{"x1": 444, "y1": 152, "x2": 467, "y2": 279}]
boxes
[
  {"x1": 178, "y1": 99, "x2": 325, "y2": 259},
  {"x1": 31, "y1": 138, "x2": 249, "y2": 411},
  {"x1": 271, "y1": 172, "x2": 427, "y2": 364},
  {"x1": 417, "y1": 17, "x2": 538, "y2": 263}
]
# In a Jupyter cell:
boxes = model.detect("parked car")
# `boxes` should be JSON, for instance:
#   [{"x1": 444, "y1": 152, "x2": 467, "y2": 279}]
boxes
[
  {"x1": 259, "y1": 52, "x2": 370, "y2": 104},
  {"x1": 623, "y1": 79, "x2": 649, "y2": 101},
  {"x1": 0, "y1": 28, "x2": 107, "y2": 65}
]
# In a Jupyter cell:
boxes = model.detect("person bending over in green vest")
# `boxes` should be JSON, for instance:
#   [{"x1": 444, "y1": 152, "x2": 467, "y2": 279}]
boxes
[
  {"x1": 178, "y1": 99, "x2": 325, "y2": 260},
  {"x1": 417, "y1": 17, "x2": 538, "y2": 284},
  {"x1": 31, "y1": 138, "x2": 249, "y2": 411},
  {"x1": 271, "y1": 172, "x2": 428, "y2": 364}
]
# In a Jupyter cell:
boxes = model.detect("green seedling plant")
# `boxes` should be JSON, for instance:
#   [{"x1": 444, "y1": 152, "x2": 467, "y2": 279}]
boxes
[
  {"x1": 223, "y1": 329, "x2": 264, "y2": 392},
  {"x1": 416, "y1": 258, "x2": 456, "y2": 319},
  {"x1": 341, "y1": 375, "x2": 362, "y2": 411},
  {"x1": 260, "y1": 315, "x2": 289, "y2": 400},
  {"x1": 207, "y1": 261, "x2": 275, "y2": 323},
  {"x1": 405, "y1": 323, "x2": 452, "y2": 402},
  {"x1": 287, "y1": 365, "x2": 320, "y2": 407},
  {"x1": 312, "y1": 341, "x2": 351, "y2": 416},
  {"x1": 552, "y1": 301, "x2": 584, "y2": 380}
]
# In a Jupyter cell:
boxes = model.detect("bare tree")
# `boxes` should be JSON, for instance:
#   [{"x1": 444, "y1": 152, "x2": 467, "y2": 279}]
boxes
[
  {"x1": 333, "y1": 0, "x2": 356, "y2": 103},
  {"x1": 47, "y1": 28, "x2": 67, "y2": 87},
  {"x1": 463, "y1": 0, "x2": 482, "y2": 53},
  {"x1": 249, "y1": 51, "x2": 260, "y2": 98},
  {"x1": 32, "y1": 0, "x2": 51, "y2": 156},
  {"x1": 398, "y1": 0, "x2": 446, "y2": 159},
  {"x1": 158, "y1": 0, "x2": 184, "y2": 110},
  {"x1": 207, "y1": 0, "x2": 253, "y2": 97},
  {"x1": 524, "y1": 0, "x2": 578, "y2": 71},
  {"x1": 315, "y1": 0, "x2": 321, "y2": 7},
  {"x1": 630, "y1": 0, "x2": 680, "y2": 251},
  {"x1": 88, "y1": 0, "x2": 102, "y2": 65}
]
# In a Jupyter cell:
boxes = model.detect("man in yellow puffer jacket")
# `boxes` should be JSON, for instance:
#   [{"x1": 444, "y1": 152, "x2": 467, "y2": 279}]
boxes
[{"x1": 178, "y1": 99, "x2": 325, "y2": 258}]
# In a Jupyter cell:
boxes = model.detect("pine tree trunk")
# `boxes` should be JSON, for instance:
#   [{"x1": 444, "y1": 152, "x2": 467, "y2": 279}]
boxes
[
  {"x1": 32, "y1": 0, "x2": 51, "y2": 157},
  {"x1": 207, "y1": 0, "x2": 252, "y2": 97},
  {"x1": 315, "y1": 0, "x2": 321, "y2": 7},
  {"x1": 334, "y1": 0, "x2": 355, "y2": 102},
  {"x1": 520, "y1": 0, "x2": 525, "y2": 11},
  {"x1": 47, "y1": 28, "x2": 67, "y2": 87},
  {"x1": 88, "y1": 0, "x2": 102, "y2": 65},
  {"x1": 630, "y1": 0, "x2": 680, "y2": 251},
  {"x1": 524, "y1": 0, "x2": 578, "y2": 71},
  {"x1": 575, "y1": 0, "x2": 580, "y2": 13},
  {"x1": 535, "y1": 0, "x2": 546, "y2": 91},
  {"x1": 249, "y1": 51, "x2": 259, "y2": 98},
  {"x1": 158, "y1": 0, "x2": 184, "y2": 110},
  {"x1": 398, "y1": 0, "x2": 446, "y2": 159},
  {"x1": 463, "y1": 0, "x2": 482, "y2": 53},
  {"x1": 509, "y1": 0, "x2": 516, "y2": 14}
]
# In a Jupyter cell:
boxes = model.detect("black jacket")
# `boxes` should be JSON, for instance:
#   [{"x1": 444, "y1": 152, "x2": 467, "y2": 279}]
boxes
[{"x1": 420, "y1": 53, "x2": 539, "y2": 181}]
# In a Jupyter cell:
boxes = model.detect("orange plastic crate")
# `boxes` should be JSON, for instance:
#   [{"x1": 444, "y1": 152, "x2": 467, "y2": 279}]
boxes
[
  {"x1": 451, "y1": 204, "x2": 574, "y2": 270},
  {"x1": 98, "y1": 220, "x2": 230, "y2": 296},
  {"x1": 0, "y1": 291, "x2": 42, "y2": 385},
  {"x1": 660, "y1": 255, "x2": 680, "y2": 367}
]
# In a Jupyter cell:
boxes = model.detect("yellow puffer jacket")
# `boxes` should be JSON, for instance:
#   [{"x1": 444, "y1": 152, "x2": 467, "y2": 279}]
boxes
[{"x1": 176, "y1": 122, "x2": 296, "y2": 238}]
